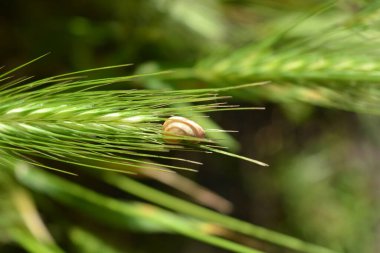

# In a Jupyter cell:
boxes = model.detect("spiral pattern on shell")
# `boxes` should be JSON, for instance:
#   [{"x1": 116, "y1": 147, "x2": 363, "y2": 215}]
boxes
[{"x1": 162, "y1": 116, "x2": 205, "y2": 144}]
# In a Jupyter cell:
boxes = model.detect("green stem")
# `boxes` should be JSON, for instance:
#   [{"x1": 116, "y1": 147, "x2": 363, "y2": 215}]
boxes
[
  {"x1": 106, "y1": 174, "x2": 339, "y2": 253},
  {"x1": 9, "y1": 229, "x2": 64, "y2": 253},
  {"x1": 14, "y1": 162, "x2": 266, "y2": 253}
]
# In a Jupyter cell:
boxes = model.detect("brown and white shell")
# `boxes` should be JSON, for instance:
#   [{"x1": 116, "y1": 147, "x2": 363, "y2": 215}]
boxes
[{"x1": 162, "y1": 116, "x2": 205, "y2": 144}]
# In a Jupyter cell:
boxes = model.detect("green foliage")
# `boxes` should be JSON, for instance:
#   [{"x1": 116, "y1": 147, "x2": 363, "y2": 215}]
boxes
[
  {"x1": 163, "y1": 2, "x2": 380, "y2": 114},
  {"x1": 277, "y1": 138, "x2": 376, "y2": 253},
  {"x1": 0, "y1": 1, "x2": 378, "y2": 253}
]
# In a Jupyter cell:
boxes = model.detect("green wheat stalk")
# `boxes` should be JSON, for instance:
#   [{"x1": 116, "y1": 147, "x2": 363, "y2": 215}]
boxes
[
  {"x1": 164, "y1": 3, "x2": 380, "y2": 114},
  {"x1": 0, "y1": 58, "x2": 267, "y2": 175}
]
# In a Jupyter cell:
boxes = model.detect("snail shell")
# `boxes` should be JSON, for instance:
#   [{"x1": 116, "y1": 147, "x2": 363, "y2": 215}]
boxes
[{"x1": 162, "y1": 116, "x2": 205, "y2": 144}]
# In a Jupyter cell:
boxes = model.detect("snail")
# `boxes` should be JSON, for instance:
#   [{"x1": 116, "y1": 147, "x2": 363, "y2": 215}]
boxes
[{"x1": 162, "y1": 116, "x2": 205, "y2": 144}]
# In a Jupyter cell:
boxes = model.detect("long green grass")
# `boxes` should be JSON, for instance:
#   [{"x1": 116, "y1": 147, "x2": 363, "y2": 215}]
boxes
[{"x1": 1, "y1": 1, "x2": 378, "y2": 253}]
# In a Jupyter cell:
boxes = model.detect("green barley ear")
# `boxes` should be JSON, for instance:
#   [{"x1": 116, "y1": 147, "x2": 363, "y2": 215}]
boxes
[
  {"x1": 166, "y1": 3, "x2": 380, "y2": 114},
  {"x1": 0, "y1": 59, "x2": 267, "y2": 175}
]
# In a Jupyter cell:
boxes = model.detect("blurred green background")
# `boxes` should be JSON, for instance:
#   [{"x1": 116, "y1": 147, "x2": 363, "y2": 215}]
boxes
[{"x1": 0, "y1": 0, "x2": 379, "y2": 252}]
